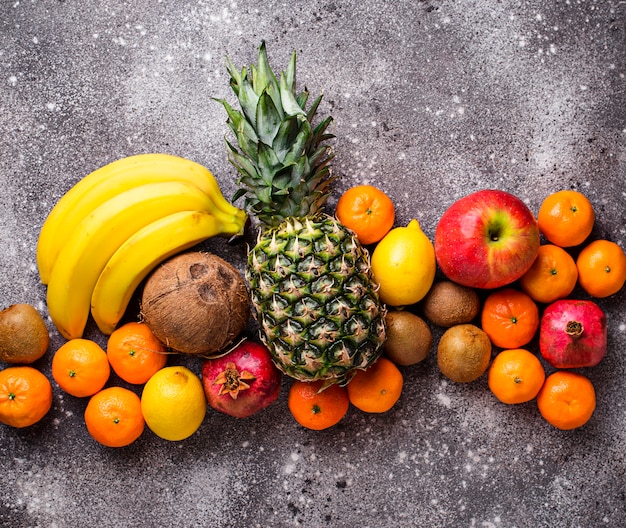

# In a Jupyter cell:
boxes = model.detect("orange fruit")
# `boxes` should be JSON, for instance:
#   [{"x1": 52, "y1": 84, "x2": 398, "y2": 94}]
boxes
[
  {"x1": 519, "y1": 244, "x2": 578, "y2": 303},
  {"x1": 84, "y1": 386, "x2": 145, "y2": 447},
  {"x1": 0, "y1": 366, "x2": 53, "y2": 428},
  {"x1": 481, "y1": 288, "x2": 539, "y2": 349},
  {"x1": 288, "y1": 380, "x2": 349, "y2": 430},
  {"x1": 536, "y1": 371, "x2": 596, "y2": 430},
  {"x1": 107, "y1": 322, "x2": 167, "y2": 384},
  {"x1": 335, "y1": 185, "x2": 395, "y2": 245},
  {"x1": 346, "y1": 357, "x2": 403, "y2": 413},
  {"x1": 576, "y1": 239, "x2": 626, "y2": 298},
  {"x1": 537, "y1": 190, "x2": 595, "y2": 247},
  {"x1": 51, "y1": 338, "x2": 110, "y2": 397},
  {"x1": 487, "y1": 349, "x2": 545, "y2": 404}
]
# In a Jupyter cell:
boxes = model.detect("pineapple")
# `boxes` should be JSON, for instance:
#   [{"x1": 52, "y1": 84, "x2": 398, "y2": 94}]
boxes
[{"x1": 216, "y1": 41, "x2": 386, "y2": 385}]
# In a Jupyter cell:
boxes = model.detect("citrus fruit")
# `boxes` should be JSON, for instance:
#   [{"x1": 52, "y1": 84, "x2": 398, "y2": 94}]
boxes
[
  {"x1": 383, "y1": 310, "x2": 432, "y2": 366},
  {"x1": 480, "y1": 288, "x2": 539, "y2": 349},
  {"x1": 141, "y1": 366, "x2": 206, "y2": 441},
  {"x1": 519, "y1": 244, "x2": 578, "y2": 303},
  {"x1": 335, "y1": 184, "x2": 395, "y2": 245},
  {"x1": 346, "y1": 357, "x2": 403, "y2": 413},
  {"x1": 536, "y1": 370, "x2": 596, "y2": 430},
  {"x1": 371, "y1": 219, "x2": 436, "y2": 306},
  {"x1": 0, "y1": 366, "x2": 53, "y2": 428},
  {"x1": 487, "y1": 349, "x2": 545, "y2": 404},
  {"x1": 51, "y1": 339, "x2": 110, "y2": 397},
  {"x1": 0, "y1": 304, "x2": 50, "y2": 365},
  {"x1": 107, "y1": 322, "x2": 167, "y2": 384},
  {"x1": 437, "y1": 324, "x2": 491, "y2": 383},
  {"x1": 288, "y1": 379, "x2": 349, "y2": 430},
  {"x1": 84, "y1": 386, "x2": 145, "y2": 448},
  {"x1": 576, "y1": 239, "x2": 626, "y2": 298},
  {"x1": 537, "y1": 190, "x2": 595, "y2": 247},
  {"x1": 422, "y1": 280, "x2": 480, "y2": 328}
]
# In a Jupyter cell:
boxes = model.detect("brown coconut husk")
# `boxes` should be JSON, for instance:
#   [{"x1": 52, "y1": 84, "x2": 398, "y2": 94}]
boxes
[{"x1": 140, "y1": 251, "x2": 250, "y2": 355}]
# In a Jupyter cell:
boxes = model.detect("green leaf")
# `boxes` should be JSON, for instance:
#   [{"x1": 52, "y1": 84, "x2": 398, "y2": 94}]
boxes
[
  {"x1": 238, "y1": 78, "x2": 260, "y2": 128},
  {"x1": 283, "y1": 117, "x2": 311, "y2": 165},
  {"x1": 272, "y1": 115, "x2": 300, "y2": 162},
  {"x1": 257, "y1": 142, "x2": 282, "y2": 185},
  {"x1": 256, "y1": 91, "x2": 282, "y2": 146},
  {"x1": 284, "y1": 49, "x2": 297, "y2": 91},
  {"x1": 235, "y1": 125, "x2": 259, "y2": 162},
  {"x1": 215, "y1": 98, "x2": 260, "y2": 152},
  {"x1": 226, "y1": 141, "x2": 260, "y2": 178},
  {"x1": 296, "y1": 89, "x2": 309, "y2": 110},
  {"x1": 311, "y1": 116, "x2": 334, "y2": 145},
  {"x1": 225, "y1": 58, "x2": 244, "y2": 97},
  {"x1": 279, "y1": 72, "x2": 306, "y2": 117}
]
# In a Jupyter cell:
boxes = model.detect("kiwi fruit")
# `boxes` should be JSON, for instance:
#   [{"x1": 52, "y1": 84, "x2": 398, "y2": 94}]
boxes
[
  {"x1": 0, "y1": 304, "x2": 50, "y2": 364},
  {"x1": 384, "y1": 310, "x2": 432, "y2": 366},
  {"x1": 437, "y1": 323, "x2": 491, "y2": 383},
  {"x1": 422, "y1": 280, "x2": 480, "y2": 328}
]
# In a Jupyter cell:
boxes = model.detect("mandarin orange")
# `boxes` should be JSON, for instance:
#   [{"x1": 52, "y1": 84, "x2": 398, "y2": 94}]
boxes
[
  {"x1": 288, "y1": 380, "x2": 349, "y2": 430},
  {"x1": 52, "y1": 339, "x2": 110, "y2": 397}
]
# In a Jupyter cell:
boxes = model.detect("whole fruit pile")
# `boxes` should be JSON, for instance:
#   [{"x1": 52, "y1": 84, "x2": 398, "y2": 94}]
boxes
[{"x1": 1, "y1": 42, "x2": 624, "y2": 446}]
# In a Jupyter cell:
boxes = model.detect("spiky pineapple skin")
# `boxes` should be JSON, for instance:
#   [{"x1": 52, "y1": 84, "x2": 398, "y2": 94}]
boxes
[{"x1": 246, "y1": 213, "x2": 387, "y2": 384}]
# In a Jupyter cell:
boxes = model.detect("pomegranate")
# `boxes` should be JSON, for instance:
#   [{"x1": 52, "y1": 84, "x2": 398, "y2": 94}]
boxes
[
  {"x1": 201, "y1": 340, "x2": 282, "y2": 418},
  {"x1": 539, "y1": 299, "x2": 607, "y2": 368}
]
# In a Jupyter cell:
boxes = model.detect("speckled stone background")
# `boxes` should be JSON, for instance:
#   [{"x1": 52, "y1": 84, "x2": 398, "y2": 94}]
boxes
[{"x1": 1, "y1": 1, "x2": 625, "y2": 527}]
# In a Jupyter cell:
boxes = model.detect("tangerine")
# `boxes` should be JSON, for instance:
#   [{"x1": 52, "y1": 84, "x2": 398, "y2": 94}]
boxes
[
  {"x1": 519, "y1": 244, "x2": 578, "y2": 303},
  {"x1": 107, "y1": 322, "x2": 167, "y2": 384},
  {"x1": 481, "y1": 288, "x2": 539, "y2": 349},
  {"x1": 0, "y1": 366, "x2": 53, "y2": 428},
  {"x1": 51, "y1": 338, "x2": 110, "y2": 397},
  {"x1": 487, "y1": 349, "x2": 545, "y2": 404},
  {"x1": 537, "y1": 190, "x2": 595, "y2": 247},
  {"x1": 346, "y1": 357, "x2": 403, "y2": 413},
  {"x1": 287, "y1": 379, "x2": 349, "y2": 430},
  {"x1": 84, "y1": 386, "x2": 145, "y2": 447},
  {"x1": 335, "y1": 185, "x2": 395, "y2": 245},
  {"x1": 576, "y1": 239, "x2": 626, "y2": 298},
  {"x1": 536, "y1": 370, "x2": 596, "y2": 430}
]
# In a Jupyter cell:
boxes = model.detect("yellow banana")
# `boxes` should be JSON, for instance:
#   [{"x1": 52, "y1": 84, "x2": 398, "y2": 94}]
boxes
[
  {"x1": 90, "y1": 210, "x2": 238, "y2": 335},
  {"x1": 46, "y1": 180, "x2": 242, "y2": 340},
  {"x1": 37, "y1": 153, "x2": 245, "y2": 284}
]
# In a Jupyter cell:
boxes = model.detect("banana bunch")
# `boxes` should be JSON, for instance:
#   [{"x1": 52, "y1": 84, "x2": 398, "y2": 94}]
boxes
[{"x1": 38, "y1": 153, "x2": 248, "y2": 340}]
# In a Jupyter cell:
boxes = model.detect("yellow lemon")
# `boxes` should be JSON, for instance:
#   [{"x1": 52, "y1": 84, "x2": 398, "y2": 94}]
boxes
[
  {"x1": 371, "y1": 219, "x2": 436, "y2": 306},
  {"x1": 141, "y1": 366, "x2": 206, "y2": 441}
]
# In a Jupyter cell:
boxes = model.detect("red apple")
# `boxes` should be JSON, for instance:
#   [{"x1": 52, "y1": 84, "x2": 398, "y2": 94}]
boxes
[{"x1": 434, "y1": 190, "x2": 540, "y2": 289}]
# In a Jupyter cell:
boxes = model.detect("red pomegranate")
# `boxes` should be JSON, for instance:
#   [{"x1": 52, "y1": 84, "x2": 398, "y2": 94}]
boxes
[
  {"x1": 539, "y1": 299, "x2": 607, "y2": 368},
  {"x1": 201, "y1": 340, "x2": 282, "y2": 418}
]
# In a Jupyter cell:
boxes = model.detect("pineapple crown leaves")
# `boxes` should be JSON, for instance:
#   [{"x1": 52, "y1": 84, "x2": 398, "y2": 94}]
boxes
[{"x1": 214, "y1": 41, "x2": 336, "y2": 229}]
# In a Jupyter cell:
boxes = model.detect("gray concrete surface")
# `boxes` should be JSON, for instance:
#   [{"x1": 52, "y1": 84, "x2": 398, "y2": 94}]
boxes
[{"x1": 1, "y1": 1, "x2": 625, "y2": 527}]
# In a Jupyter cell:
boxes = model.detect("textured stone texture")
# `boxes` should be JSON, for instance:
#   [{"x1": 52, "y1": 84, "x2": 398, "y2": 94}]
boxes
[{"x1": 1, "y1": 1, "x2": 625, "y2": 527}]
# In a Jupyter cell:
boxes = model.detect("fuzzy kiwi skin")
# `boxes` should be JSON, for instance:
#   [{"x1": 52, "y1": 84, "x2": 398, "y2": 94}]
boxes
[
  {"x1": 0, "y1": 304, "x2": 50, "y2": 364},
  {"x1": 422, "y1": 281, "x2": 480, "y2": 328},
  {"x1": 437, "y1": 324, "x2": 491, "y2": 383},
  {"x1": 384, "y1": 311, "x2": 432, "y2": 366}
]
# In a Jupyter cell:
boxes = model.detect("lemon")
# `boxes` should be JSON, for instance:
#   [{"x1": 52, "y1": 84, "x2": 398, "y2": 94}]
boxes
[
  {"x1": 371, "y1": 219, "x2": 436, "y2": 306},
  {"x1": 141, "y1": 366, "x2": 206, "y2": 441}
]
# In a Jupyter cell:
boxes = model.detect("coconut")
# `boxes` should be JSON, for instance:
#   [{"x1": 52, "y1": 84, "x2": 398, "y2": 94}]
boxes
[{"x1": 141, "y1": 252, "x2": 250, "y2": 355}]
